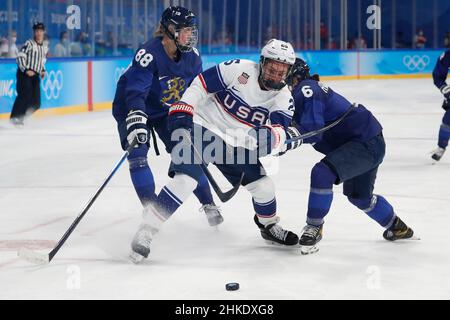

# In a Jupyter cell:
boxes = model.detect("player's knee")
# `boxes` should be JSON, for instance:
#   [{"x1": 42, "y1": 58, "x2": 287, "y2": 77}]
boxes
[
  {"x1": 347, "y1": 196, "x2": 373, "y2": 211},
  {"x1": 311, "y1": 162, "x2": 336, "y2": 188},
  {"x1": 245, "y1": 176, "x2": 275, "y2": 203}
]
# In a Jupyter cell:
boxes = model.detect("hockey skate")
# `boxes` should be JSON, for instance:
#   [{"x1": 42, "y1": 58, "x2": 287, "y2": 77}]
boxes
[
  {"x1": 253, "y1": 215, "x2": 299, "y2": 246},
  {"x1": 383, "y1": 217, "x2": 415, "y2": 241},
  {"x1": 129, "y1": 223, "x2": 156, "y2": 264},
  {"x1": 299, "y1": 224, "x2": 323, "y2": 255},
  {"x1": 10, "y1": 118, "x2": 24, "y2": 127},
  {"x1": 199, "y1": 203, "x2": 224, "y2": 227},
  {"x1": 431, "y1": 147, "x2": 446, "y2": 162}
]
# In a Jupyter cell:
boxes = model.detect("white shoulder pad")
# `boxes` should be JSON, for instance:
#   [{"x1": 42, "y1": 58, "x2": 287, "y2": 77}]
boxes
[{"x1": 218, "y1": 59, "x2": 258, "y2": 86}]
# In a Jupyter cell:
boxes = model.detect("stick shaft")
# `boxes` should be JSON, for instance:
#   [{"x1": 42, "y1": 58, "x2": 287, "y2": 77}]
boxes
[
  {"x1": 181, "y1": 130, "x2": 242, "y2": 203},
  {"x1": 47, "y1": 140, "x2": 137, "y2": 262},
  {"x1": 286, "y1": 104, "x2": 356, "y2": 144}
]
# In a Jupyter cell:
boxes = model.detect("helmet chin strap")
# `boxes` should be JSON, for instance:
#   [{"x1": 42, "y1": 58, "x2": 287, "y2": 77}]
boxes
[
  {"x1": 163, "y1": 23, "x2": 176, "y2": 40},
  {"x1": 162, "y1": 25, "x2": 182, "y2": 52},
  {"x1": 263, "y1": 79, "x2": 287, "y2": 91}
]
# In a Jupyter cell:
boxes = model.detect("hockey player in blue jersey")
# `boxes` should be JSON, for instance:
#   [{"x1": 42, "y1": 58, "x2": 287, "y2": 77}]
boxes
[
  {"x1": 129, "y1": 39, "x2": 302, "y2": 263},
  {"x1": 112, "y1": 6, "x2": 223, "y2": 227},
  {"x1": 431, "y1": 50, "x2": 450, "y2": 161},
  {"x1": 285, "y1": 58, "x2": 415, "y2": 254}
]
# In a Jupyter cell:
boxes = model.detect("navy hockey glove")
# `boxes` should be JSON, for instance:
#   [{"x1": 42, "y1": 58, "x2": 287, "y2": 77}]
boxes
[
  {"x1": 168, "y1": 102, "x2": 194, "y2": 134},
  {"x1": 249, "y1": 125, "x2": 287, "y2": 157},
  {"x1": 126, "y1": 110, "x2": 149, "y2": 147},
  {"x1": 441, "y1": 85, "x2": 450, "y2": 102},
  {"x1": 279, "y1": 126, "x2": 303, "y2": 155}
]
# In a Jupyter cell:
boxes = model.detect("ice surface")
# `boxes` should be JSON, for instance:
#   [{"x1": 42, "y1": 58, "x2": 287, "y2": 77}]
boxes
[{"x1": 0, "y1": 78, "x2": 449, "y2": 299}]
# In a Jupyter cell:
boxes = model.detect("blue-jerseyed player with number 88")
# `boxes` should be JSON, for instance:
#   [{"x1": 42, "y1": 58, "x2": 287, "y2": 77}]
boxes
[{"x1": 112, "y1": 7, "x2": 224, "y2": 230}]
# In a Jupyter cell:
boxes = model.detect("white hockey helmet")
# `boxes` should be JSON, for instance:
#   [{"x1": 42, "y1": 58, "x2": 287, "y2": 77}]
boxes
[{"x1": 259, "y1": 39, "x2": 296, "y2": 90}]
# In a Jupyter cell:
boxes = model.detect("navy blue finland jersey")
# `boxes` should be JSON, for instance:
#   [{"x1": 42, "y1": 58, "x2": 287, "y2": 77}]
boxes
[
  {"x1": 112, "y1": 37, "x2": 202, "y2": 121},
  {"x1": 292, "y1": 79, "x2": 383, "y2": 154},
  {"x1": 433, "y1": 50, "x2": 450, "y2": 90}
]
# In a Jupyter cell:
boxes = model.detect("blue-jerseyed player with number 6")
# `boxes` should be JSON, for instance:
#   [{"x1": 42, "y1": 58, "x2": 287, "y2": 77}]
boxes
[
  {"x1": 285, "y1": 58, "x2": 415, "y2": 254},
  {"x1": 112, "y1": 6, "x2": 223, "y2": 227}
]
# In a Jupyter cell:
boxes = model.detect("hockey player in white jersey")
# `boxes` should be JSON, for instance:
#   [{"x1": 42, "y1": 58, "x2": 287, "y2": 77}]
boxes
[{"x1": 129, "y1": 39, "x2": 303, "y2": 263}]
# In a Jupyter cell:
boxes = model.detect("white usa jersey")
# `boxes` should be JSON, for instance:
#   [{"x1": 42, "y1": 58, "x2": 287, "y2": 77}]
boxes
[{"x1": 178, "y1": 59, "x2": 294, "y2": 149}]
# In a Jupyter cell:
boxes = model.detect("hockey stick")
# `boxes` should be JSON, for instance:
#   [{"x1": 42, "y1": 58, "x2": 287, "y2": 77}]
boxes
[
  {"x1": 286, "y1": 103, "x2": 357, "y2": 144},
  {"x1": 181, "y1": 130, "x2": 244, "y2": 203},
  {"x1": 17, "y1": 139, "x2": 138, "y2": 265}
]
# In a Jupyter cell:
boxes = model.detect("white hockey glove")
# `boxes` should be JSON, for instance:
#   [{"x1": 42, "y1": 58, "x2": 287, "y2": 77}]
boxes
[{"x1": 249, "y1": 125, "x2": 287, "y2": 157}]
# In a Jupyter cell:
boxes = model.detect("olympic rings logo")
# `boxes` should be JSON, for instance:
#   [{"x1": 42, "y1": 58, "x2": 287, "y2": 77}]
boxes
[
  {"x1": 41, "y1": 70, "x2": 63, "y2": 100},
  {"x1": 403, "y1": 55, "x2": 430, "y2": 71}
]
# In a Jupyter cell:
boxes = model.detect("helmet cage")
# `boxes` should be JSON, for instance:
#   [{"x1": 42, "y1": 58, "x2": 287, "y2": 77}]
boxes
[{"x1": 259, "y1": 56, "x2": 293, "y2": 91}]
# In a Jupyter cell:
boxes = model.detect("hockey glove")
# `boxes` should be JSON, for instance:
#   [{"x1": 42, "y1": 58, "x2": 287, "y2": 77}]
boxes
[
  {"x1": 282, "y1": 126, "x2": 303, "y2": 154},
  {"x1": 274, "y1": 126, "x2": 303, "y2": 156},
  {"x1": 441, "y1": 85, "x2": 450, "y2": 102},
  {"x1": 126, "y1": 110, "x2": 149, "y2": 147},
  {"x1": 249, "y1": 125, "x2": 287, "y2": 157},
  {"x1": 443, "y1": 100, "x2": 450, "y2": 111},
  {"x1": 168, "y1": 102, "x2": 194, "y2": 135}
]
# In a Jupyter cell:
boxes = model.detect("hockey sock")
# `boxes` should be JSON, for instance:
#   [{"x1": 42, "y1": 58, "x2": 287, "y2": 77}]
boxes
[
  {"x1": 253, "y1": 198, "x2": 278, "y2": 225},
  {"x1": 307, "y1": 162, "x2": 336, "y2": 226},
  {"x1": 193, "y1": 173, "x2": 214, "y2": 205},
  {"x1": 246, "y1": 177, "x2": 279, "y2": 226},
  {"x1": 128, "y1": 145, "x2": 157, "y2": 205},
  {"x1": 154, "y1": 173, "x2": 197, "y2": 217},
  {"x1": 348, "y1": 195, "x2": 397, "y2": 228},
  {"x1": 438, "y1": 110, "x2": 450, "y2": 149}
]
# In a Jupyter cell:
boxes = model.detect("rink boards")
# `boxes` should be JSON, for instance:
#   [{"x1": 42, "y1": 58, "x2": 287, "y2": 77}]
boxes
[{"x1": 0, "y1": 49, "x2": 446, "y2": 119}]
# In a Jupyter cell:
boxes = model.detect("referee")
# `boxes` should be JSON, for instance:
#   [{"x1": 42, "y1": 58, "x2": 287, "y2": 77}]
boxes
[{"x1": 10, "y1": 22, "x2": 48, "y2": 126}]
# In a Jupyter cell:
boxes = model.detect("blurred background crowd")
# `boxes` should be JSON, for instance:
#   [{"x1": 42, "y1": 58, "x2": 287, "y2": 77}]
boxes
[{"x1": 1, "y1": 0, "x2": 450, "y2": 59}]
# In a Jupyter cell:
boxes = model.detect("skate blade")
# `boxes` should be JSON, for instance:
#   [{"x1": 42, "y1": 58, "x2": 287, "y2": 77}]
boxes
[
  {"x1": 129, "y1": 251, "x2": 145, "y2": 264},
  {"x1": 264, "y1": 240, "x2": 300, "y2": 249},
  {"x1": 402, "y1": 235, "x2": 421, "y2": 241},
  {"x1": 300, "y1": 245, "x2": 319, "y2": 255},
  {"x1": 207, "y1": 216, "x2": 224, "y2": 227},
  {"x1": 431, "y1": 160, "x2": 440, "y2": 165},
  {"x1": 208, "y1": 220, "x2": 223, "y2": 228},
  {"x1": 386, "y1": 234, "x2": 421, "y2": 241}
]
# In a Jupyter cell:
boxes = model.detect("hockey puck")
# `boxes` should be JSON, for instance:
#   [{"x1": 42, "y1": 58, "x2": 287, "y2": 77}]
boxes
[{"x1": 225, "y1": 283, "x2": 239, "y2": 291}]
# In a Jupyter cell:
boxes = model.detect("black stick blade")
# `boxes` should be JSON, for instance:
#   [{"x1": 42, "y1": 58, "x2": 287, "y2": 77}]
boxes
[{"x1": 215, "y1": 173, "x2": 244, "y2": 203}]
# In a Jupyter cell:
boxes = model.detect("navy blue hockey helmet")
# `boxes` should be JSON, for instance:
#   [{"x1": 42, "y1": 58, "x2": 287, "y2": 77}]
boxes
[
  {"x1": 160, "y1": 6, "x2": 198, "y2": 52},
  {"x1": 32, "y1": 22, "x2": 45, "y2": 31},
  {"x1": 287, "y1": 58, "x2": 311, "y2": 86}
]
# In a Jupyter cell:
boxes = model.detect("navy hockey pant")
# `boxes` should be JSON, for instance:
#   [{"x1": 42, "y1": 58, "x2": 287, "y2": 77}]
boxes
[{"x1": 306, "y1": 134, "x2": 396, "y2": 229}]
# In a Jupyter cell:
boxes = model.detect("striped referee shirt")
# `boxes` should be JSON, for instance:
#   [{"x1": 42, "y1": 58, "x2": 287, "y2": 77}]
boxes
[{"x1": 17, "y1": 39, "x2": 48, "y2": 73}]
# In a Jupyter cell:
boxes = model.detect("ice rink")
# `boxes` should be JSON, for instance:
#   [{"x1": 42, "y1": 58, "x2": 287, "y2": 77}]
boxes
[{"x1": 0, "y1": 78, "x2": 449, "y2": 300}]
